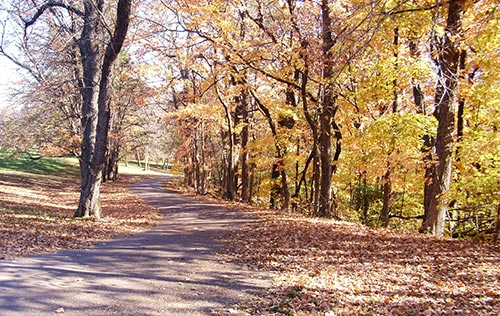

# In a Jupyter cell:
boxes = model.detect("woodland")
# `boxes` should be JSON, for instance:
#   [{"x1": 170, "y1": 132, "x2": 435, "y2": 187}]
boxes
[
  {"x1": 0, "y1": 1, "x2": 499, "y2": 315},
  {"x1": 0, "y1": 0, "x2": 499, "y2": 240}
]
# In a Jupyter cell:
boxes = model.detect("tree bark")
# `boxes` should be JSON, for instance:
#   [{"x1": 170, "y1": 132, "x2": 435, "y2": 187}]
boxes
[
  {"x1": 380, "y1": 30, "x2": 399, "y2": 227},
  {"x1": 421, "y1": 0, "x2": 466, "y2": 235},
  {"x1": 217, "y1": 89, "x2": 236, "y2": 200},
  {"x1": 317, "y1": 0, "x2": 337, "y2": 217},
  {"x1": 75, "y1": 0, "x2": 105, "y2": 218},
  {"x1": 492, "y1": 204, "x2": 500, "y2": 245},
  {"x1": 456, "y1": 49, "x2": 467, "y2": 159},
  {"x1": 300, "y1": 68, "x2": 320, "y2": 213},
  {"x1": 412, "y1": 81, "x2": 436, "y2": 227},
  {"x1": 235, "y1": 83, "x2": 250, "y2": 202},
  {"x1": 75, "y1": 0, "x2": 131, "y2": 218},
  {"x1": 380, "y1": 163, "x2": 392, "y2": 227}
]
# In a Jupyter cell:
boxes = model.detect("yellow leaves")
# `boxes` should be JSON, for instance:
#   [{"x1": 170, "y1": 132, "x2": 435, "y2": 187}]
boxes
[
  {"x1": 342, "y1": 113, "x2": 435, "y2": 177},
  {"x1": 232, "y1": 122, "x2": 248, "y2": 135},
  {"x1": 169, "y1": 101, "x2": 224, "y2": 124}
]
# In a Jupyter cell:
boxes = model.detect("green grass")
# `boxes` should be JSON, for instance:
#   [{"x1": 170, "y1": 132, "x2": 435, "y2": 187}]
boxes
[
  {"x1": 0, "y1": 152, "x2": 79, "y2": 176},
  {"x1": 122, "y1": 159, "x2": 171, "y2": 171}
]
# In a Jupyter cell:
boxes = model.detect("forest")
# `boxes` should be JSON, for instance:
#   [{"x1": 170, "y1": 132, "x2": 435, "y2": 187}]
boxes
[{"x1": 0, "y1": 0, "x2": 498, "y2": 240}]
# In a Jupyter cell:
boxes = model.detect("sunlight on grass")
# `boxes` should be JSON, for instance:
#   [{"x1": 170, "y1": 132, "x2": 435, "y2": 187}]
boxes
[{"x1": 0, "y1": 152, "x2": 79, "y2": 176}]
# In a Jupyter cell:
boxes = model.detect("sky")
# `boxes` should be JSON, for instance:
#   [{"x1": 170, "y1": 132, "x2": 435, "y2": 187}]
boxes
[{"x1": 0, "y1": 56, "x2": 21, "y2": 110}]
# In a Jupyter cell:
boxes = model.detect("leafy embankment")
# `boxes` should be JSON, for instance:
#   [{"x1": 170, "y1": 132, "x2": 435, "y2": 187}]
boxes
[
  {"x1": 0, "y1": 169, "x2": 160, "y2": 259},
  {"x1": 222, "y1": 209, "x2": 500, "y2": 315}
]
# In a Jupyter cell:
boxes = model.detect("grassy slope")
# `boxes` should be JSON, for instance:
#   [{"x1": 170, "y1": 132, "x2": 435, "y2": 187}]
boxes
[{"x1": 0, "y1": 153, "x2": 79, "y2": 176}]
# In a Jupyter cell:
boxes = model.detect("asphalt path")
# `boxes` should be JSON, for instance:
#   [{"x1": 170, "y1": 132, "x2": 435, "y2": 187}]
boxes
[{"x1": 0, "y1": 177, "x2": 270, "y2": 316}]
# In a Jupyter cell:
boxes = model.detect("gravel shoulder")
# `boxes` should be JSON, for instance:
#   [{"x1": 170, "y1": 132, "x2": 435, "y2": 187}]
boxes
[{"x1": 0, "y1": 176, "x2": 270, "y2": 316}]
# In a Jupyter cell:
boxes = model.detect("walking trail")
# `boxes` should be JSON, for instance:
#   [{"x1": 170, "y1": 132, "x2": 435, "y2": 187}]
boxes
[{"x1": 0, "y1": 176, "x2": 270, "y2": 316}]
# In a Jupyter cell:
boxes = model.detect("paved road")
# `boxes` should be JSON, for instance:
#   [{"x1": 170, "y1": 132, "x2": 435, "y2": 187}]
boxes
[{"x1": 0, "y1": 177, "x2": 269, "y2": 316}]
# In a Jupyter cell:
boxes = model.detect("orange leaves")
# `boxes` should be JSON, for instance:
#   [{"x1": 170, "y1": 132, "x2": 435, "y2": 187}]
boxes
[
  {"x1": 0, "y1": 171, "x2": 160, "y2": 259},
  {"x1": 222, "y1": 206, "x2": 500, "y2": 315}
]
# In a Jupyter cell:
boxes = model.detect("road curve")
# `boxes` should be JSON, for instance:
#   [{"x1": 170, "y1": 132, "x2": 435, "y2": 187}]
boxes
[{"x1": 0, "y1": 176, "x2": 269, "y2": 316}]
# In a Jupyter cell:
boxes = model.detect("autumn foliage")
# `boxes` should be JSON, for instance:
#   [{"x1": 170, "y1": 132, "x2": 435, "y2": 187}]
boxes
[
  {"x1": 135, "y1": 0, "x2": 500, "y2": 239},
  {"x1": 0, "y1": 0, "x2": 498, "y2": 239}
]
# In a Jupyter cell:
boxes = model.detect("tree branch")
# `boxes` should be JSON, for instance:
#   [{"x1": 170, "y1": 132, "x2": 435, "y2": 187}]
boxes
[
  {"x1": 23, "y1": 2, "x2": 83, "y2": 28},
  {"x1": 103, "y1": 0, "x2": 131, "y2": 66},
  {"x1": 386, "y1": 2, "x2": 446, "y2": 16}
]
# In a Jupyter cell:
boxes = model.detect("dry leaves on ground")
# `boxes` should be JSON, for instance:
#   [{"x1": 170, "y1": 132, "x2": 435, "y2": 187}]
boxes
[
  {"x1": 0, "y1": 170, "x2": 161, "y2": 259},
  {"x1": 219, "y1": 208, "x2": 500, "y2": 315}
]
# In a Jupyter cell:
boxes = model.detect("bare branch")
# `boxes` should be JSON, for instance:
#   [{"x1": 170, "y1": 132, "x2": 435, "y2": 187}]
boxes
[{"x1": 23, "y1": 2, "x2": 83, "y2": 28}]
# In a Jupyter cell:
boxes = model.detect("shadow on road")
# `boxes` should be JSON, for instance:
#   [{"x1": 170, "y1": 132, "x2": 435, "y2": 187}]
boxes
[{"x1": 0, "y1": 176, "x2": 269, "y2": 316}]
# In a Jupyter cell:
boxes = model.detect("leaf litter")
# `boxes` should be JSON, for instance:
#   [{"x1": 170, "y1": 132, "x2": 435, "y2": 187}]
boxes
[
  {"x1": 2, "y1": 173, "x2": 498, "y2": 315},
  {"x1": 0, "y1": 170, "x2": 160, "y2": 259},
  {"x1": 216, "y1": 205, "x2": 500, "y2": 315}
]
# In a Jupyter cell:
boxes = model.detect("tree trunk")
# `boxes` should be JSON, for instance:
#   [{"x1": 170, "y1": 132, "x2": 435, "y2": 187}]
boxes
[
  {"x1": 492, "y1": 204, "x2": 500, "y2": 245},
  {"x1": 144, "y1": 150, "x2": 150, "y2": 171},
  {"x1": 193, "y1": 135, "x2": 201, "y2": 192},
  {"x1": 75, "y1": 0, "x2": 105, "y2": 218},
  {"x1": 75, "y1": 0, "x2": 131, "y2": 218},
  {"x1": 270, "y1": 163, "x2": 280, "y2": 209},
  {"x1": 421, "y1": 0, "x2": 466, "y2": 236},
  {"x1": 103, "y1": 140, "x2": 120, "y2": 182},
  {"x1": 456, "y1": 49, "x2": 467, "y2": 159},
  {"x1": 392, "y1": 27, "x2": 399, "y2": 113},
  {"x1": 362, "y1": 172, "x2": 369, "y2": 226},
  {"x1": 380, "y1": 30, "x2": 399, "y2": 226},
  {"x1": 200, "y1": 122, "x2": 207, "y2": 194},
  {"x1": 218, "y1": 91, "x2": 236, "y2": 200},
  {"x1": 135, "y1": 148, "x2": 142, "y2": 168},
  {"x1": 312, "y1": 149, "x2": 320, "y2": 212},
  {"x1": 240, "y1": 107, "x2": 250, "y2": 203},
  {"x1": 380, "y1": 163, "x2": 392, "y2": 227},
  {"x1": 318, "y1": 102, "x2": 333, "y2": 217},
  {"x1": 298, "y1": 51, "x2": 321, "y2": 214},
  {"x1": 236, "y1": 85, "x2": 250, "y2": 202},
  {"x1": 318, "y1": 0, "x2": 336, "y2": 217},
  {"x1": 412, "y1": 81, "x2": 436, "y2": 226}
]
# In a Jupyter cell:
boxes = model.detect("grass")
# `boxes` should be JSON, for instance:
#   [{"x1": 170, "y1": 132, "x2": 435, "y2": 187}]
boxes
[
  {"x1": 0, "y1": 152, "x2": 79, "y2": 176},
  {"x1": 122, "y1": 159, "x2": 174, "y2": 173}
]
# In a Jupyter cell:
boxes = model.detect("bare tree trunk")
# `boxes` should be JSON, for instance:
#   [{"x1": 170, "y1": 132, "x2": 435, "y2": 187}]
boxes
[
  {"x1": 144, "y1": 150, "x2": 150, "y2": 172},
  {"x1": 318, "y1": 0, "x2": 336, "y2": 217},
  {"x1": 75, "y1": 0, "x2": 105, "y2": 218},
  {"x1": 236, "y1": 84, "x2": 250, "y2": 202},
  {"x1": 299, "y1": 63, "x2": 320, "y2": 214},
  {"x1": 380, "y1": 163, "x2": 392, "y2": 227},
  {"x1": 380, "y1": 27, "x2": 399, "y2": 227},
  {"x1": 412, "y1": 81, "x2": 436, "y2": 226},
  {"x1": 200, "y1": 122, "x2": 207, "y2": 195},
  {"x1": 75, "y1": 0, "x2": 131, "y2": 218},
  {"x1": 361, "y1": 172, "x2": 369, "y2": 226},
  {"x1": 218, "y1": 90, "x2": 236, "y2": 200},
  {"x1": 270, "y1": 164, "x2": 280, "y2": 209},
  {"x1": 240, "y1": 105, "x2": 250, "y2": 202},
  {"x1": 135, "y1": 148, "x2": 142, "y2": 168},
  {"x1": 421, "y1": 0, "x2": 466, "y2": 236},
  {"x1": 492, "y1": 204, "x2": 500, "y2": 245}
]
